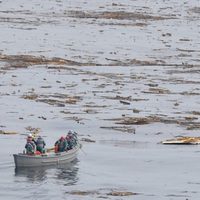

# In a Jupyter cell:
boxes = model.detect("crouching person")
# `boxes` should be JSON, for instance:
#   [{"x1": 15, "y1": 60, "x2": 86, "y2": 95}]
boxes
[
  {"x1": 25, "y1": 134, "x2": 36, "y2": 155},
  {"x1": 36, "y1": 136, "x2": 46, "y2": 153}
]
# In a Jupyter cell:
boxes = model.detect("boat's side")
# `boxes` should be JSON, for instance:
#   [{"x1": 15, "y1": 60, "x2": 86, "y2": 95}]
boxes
[{"x1": 14, "y1": 145, "x2": 80, "y2": 167}]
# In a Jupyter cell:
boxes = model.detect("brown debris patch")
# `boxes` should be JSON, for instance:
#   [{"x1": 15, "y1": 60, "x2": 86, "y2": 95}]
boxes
[
  {"x1": 100, "y1": 126, "x2": 135, "y2": 133},
  {"x1": 67, "y1": 190, "x2": 99, "y2": 195},
  {"x1": 105, "y1": 58, "x2": 165, "y2": 66},
  {"x1": 36, "y1": 98, "x2": 66, "y2": 107},
  {"x1": 67, "y1": 189, "x2": 138, "y2": 197},
  {"x1": 65, "y1": 97, "x2": 79, "y2": 104},
  {"x1": 99, "y1": 22, "x2": 148, "y2": 27},
  {"x1": 81, "y1": 138, "x2": 96, "y2": 143},
  {"x1": 162, "y1": 137, "x2": 200, "y2": 145},
  {"x1": 0, "y1": 54, "x2": 183, "y2": 68},
  {"x1": 84, "y1": 104, "x2": 108, "y2": 108},
  {"x1": 0, "y1": 54, "x2": 96, "y2": 68},
  {"x1": 132, "y1": 98, "x2": 149, "y2": 101},
  {"x1": 186, "y1": 124, "x2": 200, "y2": 130},
  {"x1": 188, "y1": 7, "x2": 200, "y2": 14},
  {"x1": 180, "y1": 91, "x2": 200, "y2": 96},
  {"x1": 22, "y1": 93, "x2": 82, "y2": 106},
  {"x1": 22, "y1": 93, "x2": 38, "y2": 100},
  {"x1": 83, "y1": 109, "x2": 98, "y2": 114},
  {"x1": 105, "y1": 115, "x2": 200, "y2": 128},
  {"x1": 64, "y1": 116, "x2": 85, "y2": 124},
  {"x1": 123, "y1": 58, "x2": 166, "y2": 66},
  {"x1": 184, "y1": 116, "x2": 198, "y2": 121},
  {"x1": 107, "y1": 191, "x2": 137, "y2": 196},
  {"x1": 115, "y1": 117, "x2": 155, "y2": 125},
  {"x1": 102, "y1": 95, "x2": 133, "y2": 101},
  {"x1": 190, "y1": 111, "x2": 200, "y2": 115},
  {"x1": 67, "y1": 10, "x2": 172, "y2": 21},
  {"x1": 0, "y1": 130, "x2": 18, "y2": 135},
  {"x1": 143, "y1": 87, "x2": 171, "y2": 94}
]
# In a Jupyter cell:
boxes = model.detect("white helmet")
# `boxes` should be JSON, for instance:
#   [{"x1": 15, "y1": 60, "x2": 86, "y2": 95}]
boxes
[
  {"x1": 28, "y1": 133, "x2": 32, "y2": 137},
  {"x1": 68, "y1": 130, "x2": 73, "y2": 135}
]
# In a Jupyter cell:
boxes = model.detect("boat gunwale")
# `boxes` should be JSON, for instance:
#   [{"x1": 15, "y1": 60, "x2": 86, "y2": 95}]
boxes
[{"x1": 13, "y1": 145, "x2": 79, "y2": 159}]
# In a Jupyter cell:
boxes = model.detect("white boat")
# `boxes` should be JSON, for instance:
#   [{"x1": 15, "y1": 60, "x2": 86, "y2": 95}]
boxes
[{"x1": 13, "y1": 144, "x2": 80, "y2": 168}]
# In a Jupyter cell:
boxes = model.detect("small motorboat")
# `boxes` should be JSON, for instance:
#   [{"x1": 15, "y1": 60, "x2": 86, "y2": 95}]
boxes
[{"x1": 13, "y1": 143, "x2": 81, "y2": 168}]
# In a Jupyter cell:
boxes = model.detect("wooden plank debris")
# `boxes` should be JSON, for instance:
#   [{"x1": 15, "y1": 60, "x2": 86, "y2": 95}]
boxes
[{"x1": 162, "y1": 136, "x2": 200, "y2": 145}]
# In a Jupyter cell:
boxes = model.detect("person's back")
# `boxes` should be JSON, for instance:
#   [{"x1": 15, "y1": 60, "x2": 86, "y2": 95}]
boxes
[
  {"x1": 66, "y1": 130, "x2": 78, "y2": 149},
  {"x1": 55, "y1": 137, "x2": 68, "y2": 152},
  {"x1": 36, "y1": 136, "x2": 46, "y2": 153},
  {"x1": 25, "y1": 135, "x2": 36, "y2": 155}
]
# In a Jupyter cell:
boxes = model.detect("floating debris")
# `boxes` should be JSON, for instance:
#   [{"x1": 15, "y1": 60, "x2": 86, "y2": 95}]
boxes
[
  {"x1": 162, "y1": 137, "x2": 200, "y2": 145},
  {"x1": 84, "y1": 109, "x2": 98, "y2": 114},
  {"x1": 67, "y1": 190, "x2": 99, "y2": 195},
  {"x1": 22, "y1": 93, "x2": 38, "y2": 100},
  {"x1": 67, "y1": 10, "x2": 171, "y2": 20},
  {"x1": 107, "y1": 191, "x2": 137, "y2": 196},
  {"x1": 0, "y1": 130, "x2": 18, "y2": 135},
  {"x1": 81, "y1": 138, "x2": 96, "y2": 143},
  {"x1": 119, "y1": 100, "x2": 130, "y2": 105},
  {"x1": 143, "y1": 87, "x2": 171, "y2": 94},
  {"x1": 67, "y1": 189, "x2": 137, "y2": 197},
  {"x1": 100, "y1": 126, "x2": 135, "y2": 133}
]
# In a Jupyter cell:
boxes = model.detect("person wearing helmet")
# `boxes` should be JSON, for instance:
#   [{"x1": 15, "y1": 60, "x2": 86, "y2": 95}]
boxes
[
  {"x1": 35, "y1": 136, "x2": 46, "y2": 153},
  {"x1": 25, "y1": 134, "x2": 36, "y2": 155},
  {"x1": 54, "y1": 136, "x2": 68, "y2": 152}
]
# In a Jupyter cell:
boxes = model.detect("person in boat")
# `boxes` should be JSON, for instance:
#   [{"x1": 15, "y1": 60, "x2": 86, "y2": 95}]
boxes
[
  {"x1": 54, "y1": 136, "x2": 68, "y2": 152},
  {"x1": 25, "y1": 134, "x2": 36, "y2": 155},
  {"x1": 66, "y1": 130, "x2": 77, "y2": 150},
  {"x1": 35, "y1": 135, "x2": 46, "y2": 153}
]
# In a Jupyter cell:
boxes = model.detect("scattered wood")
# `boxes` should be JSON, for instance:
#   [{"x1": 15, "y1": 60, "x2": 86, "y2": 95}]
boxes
[
  {"x1": 68, "y1": 190, "x2": 99, "y2": 195},
  {"x1": 22, "y1": 93, "x2": 38, "y2": 100},
  {"x1": 107, "y1": 191, "x2": 137, "y2": 196},
  {"x1": 0, "y1": 130, "x2": 18, "y2": 135},
  {"x1": 185, "y1": 116, "x2": 198, "y2": 121},
  {"x1": 40, "y1": 85, "x2": 52, "y2": 88},
  {"x1": 84, "y1": 109, "x2": 98, "y2": 114},
  {"x1": 0, "y1": 54, "x2": 84, "y2": 68},
  {"x1": 81, "y1": 138, "x2": 96, "y2": 143},
  {"x1": 100, "y1": 126, "x2": 135, "y2": 133},
  {"x1": 187, "y1": 124, "x2": 200, "y2": 130},
  {"x1": 119, "y1": 100, "x2": 130, "y2": 105},
  {"x1": 65, "y1": 98, "x2": 78, "y2": 104},
  {"x1": 115, "y1": 117, "x2": 152, "y2": 125},
  {"x1": 145, "y1": 83, "x2": 158, "y2": 87},
  {"x1": 67, "y1": 189, "x2": 138, "y2": 197},
  {"x1": 67, "y1": 10, "x2": 171, "y2": 20},
  {"x1": 191, "y1": 111, "x2": 200, "y2": 115},
  {"x1": 162, "y1": 137, "x2": 200, "y2": 145},
  {"x1": 143, "y1": 87, "x2": 171, "y2": 94}
]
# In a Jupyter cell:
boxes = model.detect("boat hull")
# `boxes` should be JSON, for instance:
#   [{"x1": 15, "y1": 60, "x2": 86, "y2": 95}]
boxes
[{"x1": 13, "y1": 145, "x2": 80, "y2": 167}]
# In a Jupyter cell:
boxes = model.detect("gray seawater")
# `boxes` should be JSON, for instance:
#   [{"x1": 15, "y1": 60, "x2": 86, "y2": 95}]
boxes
[
  {"x1": 1, "y1": 0, "x2": 200, "y2": 199},
  {"x1": 1, "y1": 133, "x2": 200, "y2": 200}
]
